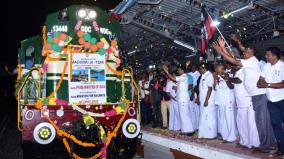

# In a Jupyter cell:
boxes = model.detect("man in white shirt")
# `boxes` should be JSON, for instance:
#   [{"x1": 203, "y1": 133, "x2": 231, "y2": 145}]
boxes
[
  {"x1": 231, "y1": 67, "x2": 260, "y2": 148},
  {"x1": 213, "y1": 36, "x2": 276, "y2": 151},
  {"x1": 188, "y1": 64, "x2": 201, "y2": 131},
  {"x1": 258, "y1": 47, "x2": 284, "y2": 155},
  {"x1": 163, "y1": 64, "x2": 194, "y2": 135},
  {"x1": 166, "y1": 72, "x2": 181, "y2": 131},
  {"x1": 138, "y1": 73, "x2": 151, "y2": 125}
]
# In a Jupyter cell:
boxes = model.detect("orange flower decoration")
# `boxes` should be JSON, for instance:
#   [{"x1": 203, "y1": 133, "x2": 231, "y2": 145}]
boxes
[{"x1": 35, "y1": 100, "x2": 43, "y2": 109}]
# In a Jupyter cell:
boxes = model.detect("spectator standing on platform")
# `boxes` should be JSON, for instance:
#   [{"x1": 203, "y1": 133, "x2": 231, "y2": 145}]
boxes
[
  {"x1": 197, "y1": 63, "x2": 217, "y2": 139},
  {"x1": 258, "y1": 47, "x2": 284, "y2": 155},
  {"x1": 138, "y1": 72, "x2": 151, "y2": 125},
  {"x1": 188, "y1": 64, "x2": 201, "y2": 131},
  {"x1": 163, "y1": 64, "x2": 194, "y2": 136},
  {"x1": 160, "y1": 73, "x2": 171, "y2": 129},
  {"x1": 166, "y1": 72, "x2": 181, "y2": 131},
  {"x1": 186, "y1": 65, "x2": 198, "y2": 131},
  {"x1": 231, "y1": 66, "x2": 260, "y2": 148},
  {"x1": 149, "y1": 70, "x2": 163, "y2": 128},
  {"x1": 214, "y1": 63, "x2": 237, "y2": 142}
]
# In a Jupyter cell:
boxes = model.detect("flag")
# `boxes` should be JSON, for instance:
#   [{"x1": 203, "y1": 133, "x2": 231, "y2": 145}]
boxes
[{"x1": 201, "y1": 5, "x2": 216, "y2": 55}]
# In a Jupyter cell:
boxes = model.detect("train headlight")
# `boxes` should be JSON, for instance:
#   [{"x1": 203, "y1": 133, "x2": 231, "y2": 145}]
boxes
[
  {"x1": 122, "y1": 119, "x2": 140, "y2": 139},
  {"x1": 33, "y1": 122, "x2": 56, "y2": 145},
  {"x1": 77, "y1": 8, "x2": 97, "y2": 21},
  {"x1": 77, "y1": 9, "x2": 87, "y2": 19},
  {"x1": 88, "y1": 10, "x2": 97, "y2": 20}
]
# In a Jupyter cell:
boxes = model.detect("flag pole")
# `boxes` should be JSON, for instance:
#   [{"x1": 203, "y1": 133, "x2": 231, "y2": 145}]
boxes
[
  {"x1": 201, "y1": 3, "x2": 234, "y2": 55},
  {"x1": 206, "y1": 10, "x2": 233, "y2": 52}
]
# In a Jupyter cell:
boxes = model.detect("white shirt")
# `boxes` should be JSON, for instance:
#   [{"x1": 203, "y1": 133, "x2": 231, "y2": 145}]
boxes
[
  {"x1": 189, "y1": 71, "x2": 200, "y2": 86},
  {"x1": 240, "y1": 56, "x2": 266, "y2": 96},
  {"x1": 176, "y1": 74, "x2": 189, "y2": 100},
  {"x1": 215, "y1": 76, "x2": 234, "y2": 106},
  {"x1": 166, "y1": 80, "x2": 177, "y2": 102},
  {"x1": 262, "y1": 60, "x2": 284, "y2": 102},
  {"x1": 199, "y1": 71, "x2": 215, "y2": 104},
  {"x1": 138, "y1": 80, "x2": 145, "y2": 99},
  {"x1": 259, "y1": 60, "x2": 266, "y2": 72},
  {"x1": 138, "y1": 80, "x2": 150, "y2": 99},
  {"x1": 234, "y1": 69, "x2": 253, "y2": 107}
]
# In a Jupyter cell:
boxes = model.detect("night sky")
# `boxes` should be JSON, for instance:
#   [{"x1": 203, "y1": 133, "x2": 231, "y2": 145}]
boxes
[{"x1": 1, "y1": 0, "x2": 121, "y2": 64}]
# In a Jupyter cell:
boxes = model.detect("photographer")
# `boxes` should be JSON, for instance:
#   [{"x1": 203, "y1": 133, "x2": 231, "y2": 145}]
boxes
[
  {"x1": 160, "y1": 71, "x2": 171, "y2": 129},
  {"x1": 149, "y1": 70, "x2": 163, "y2": 128}
]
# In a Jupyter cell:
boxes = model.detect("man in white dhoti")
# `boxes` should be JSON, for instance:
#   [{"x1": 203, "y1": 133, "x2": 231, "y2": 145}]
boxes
[
  {"x1": 188, "y1": 64, "x2": 201, "y2": 131},
  {"x1": 230, "y1": 67, "x2": 260, "y2": 148},
  {"x1": 163, "y1": 64, "x2": 194, "y2": 135},
  {"x1": 197, "y1": 63, "x2": 217, "y2": 139},
  {"x1": 166, "y1": 72, "x2": 181, "y2": 131},
  {"x1": 214, "y1": 63, "x2": 237, "y2": 142}
]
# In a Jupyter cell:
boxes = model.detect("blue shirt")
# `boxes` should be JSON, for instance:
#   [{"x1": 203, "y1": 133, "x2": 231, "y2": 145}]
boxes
[{"x1": 187, "y1": 73, "x2": 193, "y2": 97}]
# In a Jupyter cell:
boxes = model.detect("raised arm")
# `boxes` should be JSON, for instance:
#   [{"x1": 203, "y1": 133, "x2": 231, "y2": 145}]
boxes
[
  {"x1": 213, "y1": 37, "x2": 243, "y2": 66},
  {"x1": 163, "y1": 65, "x2": 176, "y2": 82},
  {"x1": 231, "y1": 34, "x2": 246, "y2": 52}
]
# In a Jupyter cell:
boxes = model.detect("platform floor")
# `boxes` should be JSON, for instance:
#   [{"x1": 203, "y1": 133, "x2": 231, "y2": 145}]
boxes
[
  {"x1": 139, "y1": 126, "x2": 283, "y2": 159},
  {"x1": 0, "y1": 96, "x2": 283, "y2": 159}
]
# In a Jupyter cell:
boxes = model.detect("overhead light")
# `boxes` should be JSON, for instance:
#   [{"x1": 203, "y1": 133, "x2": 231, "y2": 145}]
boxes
[
  {"x1": 221, "y1": 1, "x2": 253, "y2": 19},
  {"x1": 211, "y1": 20, "x2": 220, "y2": 27},
  {"x1": 127, "y1": 50, "x2": 136, "y2": 55},
  {"x1": 88, "y1": 10, "x2": 97, "y2": 19},
  {"x1": 273, "y1": 30, "x2": 280, "y2": 37},
  {"x1": 173, "y1": 40, "x2": 196, "y2": 51},
  {"x1": 78, "y1": 9, "x2": 87, "y2": 19},
  {"x1": 223, "y1": 14, "x2": 229, "y2": 19},
  {"x1": 186, "y1": 54, "x2": 196, "y2": 58}
]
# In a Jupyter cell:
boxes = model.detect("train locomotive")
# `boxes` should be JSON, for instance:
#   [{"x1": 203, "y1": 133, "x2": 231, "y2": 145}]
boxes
[{"x1": 16, "y1": 5, "x2": 140, "y2": 159}]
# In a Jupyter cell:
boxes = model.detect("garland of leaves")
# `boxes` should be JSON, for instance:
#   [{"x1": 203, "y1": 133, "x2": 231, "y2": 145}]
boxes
[{"x1": 15, "y1": 71, "x2": 40, "y2": 104}]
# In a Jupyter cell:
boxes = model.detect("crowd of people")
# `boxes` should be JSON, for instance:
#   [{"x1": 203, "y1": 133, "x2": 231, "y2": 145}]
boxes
[{"x1": 138, "y1": 34, "x2": 284, "y2": 155}]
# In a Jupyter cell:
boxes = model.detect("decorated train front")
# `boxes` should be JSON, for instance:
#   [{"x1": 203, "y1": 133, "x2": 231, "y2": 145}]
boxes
[{"x1": 16, "y1": 5, "x2": 140, "y2": 159}]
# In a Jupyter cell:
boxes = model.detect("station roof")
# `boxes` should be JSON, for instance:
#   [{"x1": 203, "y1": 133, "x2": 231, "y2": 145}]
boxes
[{"x1": 117, "y1": 0, "x2": 284, "y2": 67}]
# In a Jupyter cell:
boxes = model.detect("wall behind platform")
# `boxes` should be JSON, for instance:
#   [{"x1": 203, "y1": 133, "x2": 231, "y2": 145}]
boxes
[{"x1": 254, "y1": 37, "x2": 284, "y2": 55}]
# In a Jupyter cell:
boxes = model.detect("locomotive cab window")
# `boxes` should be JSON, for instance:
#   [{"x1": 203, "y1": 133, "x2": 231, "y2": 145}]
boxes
[{"x1": 25, "y1": 45, "x2": 35, "y2": 69}]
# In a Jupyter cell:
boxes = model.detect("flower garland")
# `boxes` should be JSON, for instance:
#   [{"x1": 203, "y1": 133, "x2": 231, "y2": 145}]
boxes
[
  {"x1": 35, "y1": 97, "x2": 130, "y2": 159},
  {"x1": 71, "y1": 104, "x2": 105, "y2": 117},
  {"x1": 62, "y1": 100, "x2": 130, "y2": 159},
  {"x1": 42, "y1": 25, "x2": 47, "y2": 46},
  {"x1": 106, "y1": 63, "x2": 122, "y2": 76},
  {"x1": 48, "y1": 59, "x2": 68, "y2": 98}
]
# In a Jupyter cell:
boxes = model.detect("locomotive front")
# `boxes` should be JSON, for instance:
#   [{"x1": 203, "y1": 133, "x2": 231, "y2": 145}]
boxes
[{"x1": 16, "y1": 5, "x2": 140, "y2": 159}]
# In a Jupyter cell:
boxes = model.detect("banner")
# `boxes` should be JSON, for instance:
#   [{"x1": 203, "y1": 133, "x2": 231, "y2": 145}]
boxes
[{"x1": 69, "y1": 53, "x2": 106, "y2": 104}]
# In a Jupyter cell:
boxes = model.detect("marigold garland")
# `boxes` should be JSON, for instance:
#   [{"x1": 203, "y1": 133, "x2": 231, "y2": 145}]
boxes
[
  {"x1": 47, "y1": 52, "x2": 63, "y2": 61},
  {"x1": 42, "y1": 25, "x2": 47, "y2": 46},
  {"x1": 17, "y1": 64, "x2": 22, "y2": 80},
  {"x1": 48, "y1": 60, "x2": 68, "y2": 98},
  {"x1": 70, "y1": 51, "x2": 73, "y2": 80},
  {"x1": 106, "y1": 63, "x2": 122, "y2": 76},
  {"x1": 45, "y1": 116, "x2": 97, "y2": 147},
  {"x1": 62, "y1": 100, "x2": 130, "y2": 159}
]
